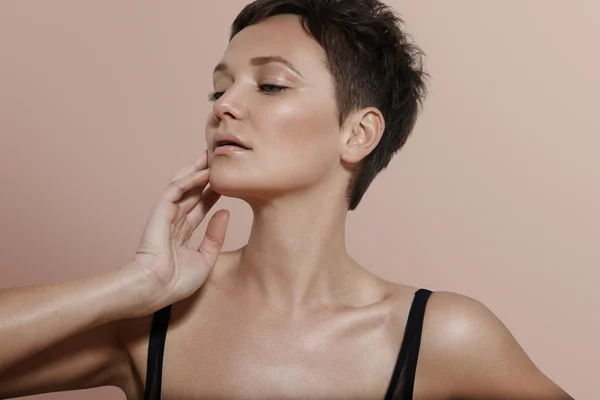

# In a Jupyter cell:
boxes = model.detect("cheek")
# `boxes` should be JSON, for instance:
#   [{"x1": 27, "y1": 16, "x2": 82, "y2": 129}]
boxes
[
  {"x1": 254, "y1": 101, "x2": 340, "y2": 191},
  {"x1": 258, "y1": 96, "x2": 340, "y2": 155}
]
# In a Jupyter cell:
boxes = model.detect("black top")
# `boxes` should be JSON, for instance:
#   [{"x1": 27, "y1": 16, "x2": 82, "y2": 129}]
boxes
[{"x1": 143, "y1": 288, "x2": 433, "y2": 400}]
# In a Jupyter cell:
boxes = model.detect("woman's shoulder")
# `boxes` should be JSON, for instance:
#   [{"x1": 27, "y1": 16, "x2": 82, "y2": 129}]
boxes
[
  {"x1": 382, "y1": 283, "x2": 504, "y2": 333},
  {"x1": 380, "y1": 283, "x2": 498, "y2": 340},
  {"x1": 417, "y1": 290, "x2": 510, "y2": 363},
  {"x1": 403, "y1": 288, "x2": 571, "y2": 399},
  {"x1": 385, "y1": 286, "x2": 523, "y2": 368}
]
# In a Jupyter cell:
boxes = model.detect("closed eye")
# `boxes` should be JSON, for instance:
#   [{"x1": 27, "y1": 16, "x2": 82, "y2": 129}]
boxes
[
  {"x1": 258, "y1": 84, "x2": 288, "y2": 95},
  {"x1": 207, "y1": 84, "x2": 289, "y2": 103}
]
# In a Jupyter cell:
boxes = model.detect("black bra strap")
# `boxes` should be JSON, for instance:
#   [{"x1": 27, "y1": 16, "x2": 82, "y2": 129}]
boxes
[
  {"x1": 143, "y1": 304, "x2": 172, "y2": 400},
  {"x1": 384, "y1": 288, "x2": 432, "y2": 400}
]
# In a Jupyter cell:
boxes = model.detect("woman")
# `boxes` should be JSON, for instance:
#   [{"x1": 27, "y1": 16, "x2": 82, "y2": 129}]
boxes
[{"x1": 0, "y1": 0, "x2": 574, "y2": 399}]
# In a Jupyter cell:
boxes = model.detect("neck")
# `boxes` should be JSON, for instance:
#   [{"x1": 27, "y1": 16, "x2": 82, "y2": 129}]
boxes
[{"x1": 232, "y1": 193, "x2": 372, "y2": 314}]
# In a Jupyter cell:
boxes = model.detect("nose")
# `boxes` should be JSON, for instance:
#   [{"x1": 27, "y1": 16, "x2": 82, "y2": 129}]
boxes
[{"x1": 212, "y1": 89, "x2": 247, "y2": 122}]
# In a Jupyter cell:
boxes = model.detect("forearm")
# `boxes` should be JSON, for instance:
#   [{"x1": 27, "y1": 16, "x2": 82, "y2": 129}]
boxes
[{"x1": 0, "y1": 263, "x2": 146, "y2": 375}]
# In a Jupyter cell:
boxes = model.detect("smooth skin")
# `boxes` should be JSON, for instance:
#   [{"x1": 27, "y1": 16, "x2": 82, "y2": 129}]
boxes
[{"x1": 0, "y1": 14, "x2": 572, "y2": 400}]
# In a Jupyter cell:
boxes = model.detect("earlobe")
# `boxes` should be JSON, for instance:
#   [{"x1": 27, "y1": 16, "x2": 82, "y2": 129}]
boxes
[{"x1": 341, "y1": 108, "x2": 385, "y2": 164}]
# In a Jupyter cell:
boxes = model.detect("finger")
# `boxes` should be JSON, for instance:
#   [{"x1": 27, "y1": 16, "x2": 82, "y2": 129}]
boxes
[
  {"x1": 173, "y1": 185, "x2": 209, "y2": 242},
  {"x1": 164, "y1": 169, "x2": 210, "y2": 204},
  {"x1": 193, "y1": 149, "x2": 209, "y2": 170},
  {"x1": 170, "y1": 173, "x2": 214, "y2": 244},
  {"x1": 187, "y1": 186, "x2": 221, "y2": 224},
  {"x1": 172, "y1": 188, "x2": 202, "y2": 241},
  {"x1": 180, "y1": 187, "x2": 221, "y2": 246},
  {"x1": 169, "y1": 151, "x2": 208, "y2": 183},
  {"x1": 178, "y1": 184, "x2": 208, "y2": 214},
  {"x1": 177, "y1": 185, "x2": 219, "y2": 228},
  {"x1": 197, "y1": 209, "x2": 229, "y2": 267}
]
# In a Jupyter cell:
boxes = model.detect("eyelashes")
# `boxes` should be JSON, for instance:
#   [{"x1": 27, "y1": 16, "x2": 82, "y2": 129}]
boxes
[
  {"x1": 208, "y1": 84, "x2": 289, "y2": 102},
  {"x1": 207, "y1": 91, "x2": 222, "y2": 102},
  {"x1": 207, "y1": 91, "x2": 224, "y2": 102}
]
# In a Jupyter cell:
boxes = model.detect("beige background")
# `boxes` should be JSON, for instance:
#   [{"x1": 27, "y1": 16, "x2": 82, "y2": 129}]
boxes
[{"x1": 1, "y1": 1, "x2": 598, "y2": 399}]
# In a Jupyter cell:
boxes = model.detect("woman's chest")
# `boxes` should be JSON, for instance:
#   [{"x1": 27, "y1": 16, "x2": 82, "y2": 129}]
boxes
[{"x1": 128, "y1": 297, "x2": 405, "y2": 399}]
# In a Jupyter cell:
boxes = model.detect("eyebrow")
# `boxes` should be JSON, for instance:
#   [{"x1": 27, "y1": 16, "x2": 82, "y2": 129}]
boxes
[{"x1": 213, "y1": 56, "x2": 305, "y2": 78}]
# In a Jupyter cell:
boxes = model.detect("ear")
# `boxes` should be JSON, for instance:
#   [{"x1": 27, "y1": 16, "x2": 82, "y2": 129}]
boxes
[{"x1": 340, "y1": 107, "x2": 385, "y2": 164}]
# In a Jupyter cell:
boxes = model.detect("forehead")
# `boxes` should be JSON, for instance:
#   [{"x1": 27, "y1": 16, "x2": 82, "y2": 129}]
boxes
[{"x1": 219, "y1": 14, "x2": 327, "y2": 75}]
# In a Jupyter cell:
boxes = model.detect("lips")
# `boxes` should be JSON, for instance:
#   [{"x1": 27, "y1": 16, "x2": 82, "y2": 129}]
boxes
[
  {"x1": 212, "y1": 132, "x2": 251, "y2": 151},
  {"x1": 215, "y1": 140, "x2": 250, "y2": 150}
]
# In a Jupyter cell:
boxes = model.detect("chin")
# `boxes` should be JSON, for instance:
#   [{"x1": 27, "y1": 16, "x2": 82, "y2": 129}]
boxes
[
  {"x1": 208, "y1": 169, "x2": 262, "y2": 200},
  {"x1": 209, "y1": 173, "x2": 243, "y2": 196},
  {"x1": 208, "y1": 170, "x2": 294, "y2": 205}
]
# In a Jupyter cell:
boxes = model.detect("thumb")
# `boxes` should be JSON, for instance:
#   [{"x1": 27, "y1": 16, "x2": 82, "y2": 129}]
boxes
[{"x1": 197, "y1": 210, "x2": 230, "y2": 267}]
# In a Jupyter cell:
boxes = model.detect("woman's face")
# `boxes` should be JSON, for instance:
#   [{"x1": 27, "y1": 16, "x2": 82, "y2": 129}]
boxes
[{"x1": 205, "y1": 14, "x2": 345, "y2": 202}]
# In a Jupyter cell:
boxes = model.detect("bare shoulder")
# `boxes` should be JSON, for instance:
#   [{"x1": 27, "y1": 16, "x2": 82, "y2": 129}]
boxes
[{"x1": 417, "y1": 291, "x2": 573, "y2": 400}]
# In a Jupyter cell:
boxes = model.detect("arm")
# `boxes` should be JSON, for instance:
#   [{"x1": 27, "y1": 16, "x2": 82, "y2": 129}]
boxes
[
  {"x1": 0, "y1": 153, "x2": 227, "y2": 398},
  {"x1": 0, "y1": 264, "x2": 148, "y2": 398},
  {"x1": 422, "y1": 292, "x2": 573, "y2": 400}
]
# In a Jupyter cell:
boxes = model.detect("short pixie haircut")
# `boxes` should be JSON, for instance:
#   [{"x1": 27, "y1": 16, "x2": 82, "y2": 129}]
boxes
[{"x1": 231, "y1": 0, "x2": 428, "y2": 210}]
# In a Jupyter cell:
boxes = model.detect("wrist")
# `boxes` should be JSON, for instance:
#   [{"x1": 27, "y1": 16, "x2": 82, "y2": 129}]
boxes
[{"x1": 94, "y1": 262, "x2": 158, "y2": 322}]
